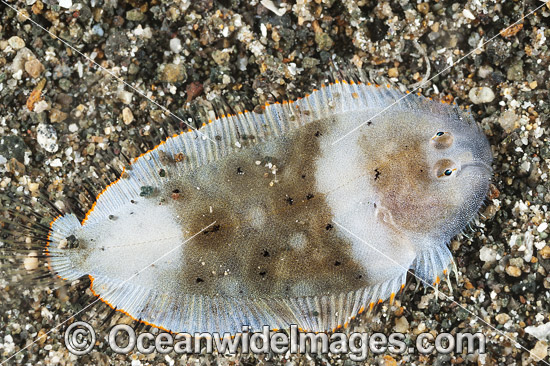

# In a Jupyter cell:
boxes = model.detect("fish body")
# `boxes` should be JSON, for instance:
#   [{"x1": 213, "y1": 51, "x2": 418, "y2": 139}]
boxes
[{"x1": 47, "y1": 81, "x2": 492, "y2": 333}]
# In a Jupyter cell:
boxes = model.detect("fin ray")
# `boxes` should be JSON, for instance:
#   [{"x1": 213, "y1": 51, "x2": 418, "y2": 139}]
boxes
[{"x1": 88, "y1": 270, "x2": 408, "y2": 333}]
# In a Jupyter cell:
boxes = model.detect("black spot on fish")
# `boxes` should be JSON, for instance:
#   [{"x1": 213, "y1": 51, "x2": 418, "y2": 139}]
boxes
[
  {"x1": 203, "y1": 224, "x2": 221, "y2": 235},
  {"x1": 374, "y1": 168, "x2": 381, "y2": 181},
  {"x1": 325, "y1": 224, "x2": 333, "y2": 231}
]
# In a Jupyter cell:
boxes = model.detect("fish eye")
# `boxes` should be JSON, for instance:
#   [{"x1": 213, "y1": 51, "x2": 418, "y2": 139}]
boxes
[
  {"x1": 433, "y1": 159, "x2": 458, "y2": 179},
  {"x1": 431, "y1": 131, "x2": 453, "y2": 149}
]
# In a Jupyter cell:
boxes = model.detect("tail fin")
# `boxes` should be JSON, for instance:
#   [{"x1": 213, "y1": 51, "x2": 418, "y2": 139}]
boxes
[{"x1": 47, "y1": 213, "x2": 85, "y2": 281}]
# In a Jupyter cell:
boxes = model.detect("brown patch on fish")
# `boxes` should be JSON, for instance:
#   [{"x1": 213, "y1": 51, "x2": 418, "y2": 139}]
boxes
[
  {"x1": 359, "y1": 119, "x2": 452, "y2": 234},
  {"x1": 161, "y1": 120, "x2": 369, "y2": 298}
]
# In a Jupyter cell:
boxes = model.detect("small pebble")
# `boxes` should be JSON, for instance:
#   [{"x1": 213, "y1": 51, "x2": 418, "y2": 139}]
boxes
[
  {"x1": 540, "y1": 246, "x2": 550, "y2": 260},
  {"x1": 140, "y1": 186, "x2": 154, "y2": 197},
  {"x1": 382, "y1": 355, "x2": 398, "y2": 366},
  {"x1": 160, "y1": 63, "x2": 186, "y2": 83},
  {"x1": 24, "y1": 59, "x2": 44, "y2": 78},
  {"x1": 186, "y1": 82, "x2": 203, "y2": 102},
  {"x1": 170, "y1": 38, "x2": 182, "y2": 54},
  {"x1": 506, "y1": 265, "x2": 521, "y2": 277},
  {"x1": 479, "y1": 246, "x2": 497, "y2": 262},
  {"x1": 394, "y1": 316, "x2": 409, "y2": 332},
  {"x1": 469, "y1": 87, "x2": 495, "y2": 104},
  {"x1": 478, "y1": 65, "x2": 493, "y2": 78},
  {"x1": 50, "y1": 158, "x2": 62, "y2": 167},
  {"x1": 122, "y1": 107, "x2": 134, "y2": 125},
  {"x1": 498, "y1": 110, "x2": 518, "y2": 133},
  {"x1": 36, "y1": 123, "x2": 58, "y2": 153},
  {"x1": 531, "y1": 341, "x2": 548, "y2": 361},
  {"x1": 58, "y1": 0, "x2": 72, "y2": 8},
  {"x1": 302, "y1": 57, "x2": 319, "y2": 69},
  {"x1": 507, "y1": 61, "x2": 524, "y2": 81},
  {"x1": 58, "y1": 79, "x2": 72, "y2": 92},
  {"x1": 212, "y1": 50, "x2": 231, "y2": 66},
  {"x1": 117, "y1": 90, "x2": 133, "y2": 105},
  {"x1": 11, "y1": 48, "x2": 34, "y2": 75},
  {"x1": 16, "y1": 8, "x2": 30, "y2": 22},
  {"x1": 23, "y1": 252, "x2": 38, "y2": 271},
  {"x1": 92, "y1": 24, "x2": 104, "y2": 37},
  {"x1": 28, "y1": 182, "x2": 39, "y2": 192},
  {"x1": 462, "y1": 9, "x2": 475, "y2": 20},
  {"x1": 32, "y1": 1, "x2": 44, "y2": 14},
  {"x1": 526, "y1": 323, "x2": 550, "y2": 340},
  {"x1": 126, "y1": 9, "x2": 145, "y2": 21},
  {"x1": 417, "y1": 3, "x2": 429, "y2": 15},
  {"x1": 33, "y1": 100, "x2": 50, "y2": 113},
  {"x1": 8, "y1": 36, "x2": 25, "y2": 50},
  {"x1": 495, "y1": 313, "x2": 510, "y2": 324},
  {"x1": 388, "y1": 67, "x2": 399, "y2": 78},
  {"x1": 49, "y1": 109, "x2": 68, "y2": 123},
  {"x1": 7, "y1": 158, "x2": 25, "y2": 175},
  {"x1": 315, "y1": 32, "x2": 334, "y2": 51}
]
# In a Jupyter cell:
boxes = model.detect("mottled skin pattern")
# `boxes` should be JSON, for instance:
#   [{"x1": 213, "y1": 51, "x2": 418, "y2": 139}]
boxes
[{"x1": 162, "y1": 119, "x2": 370, "y2": 298}]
